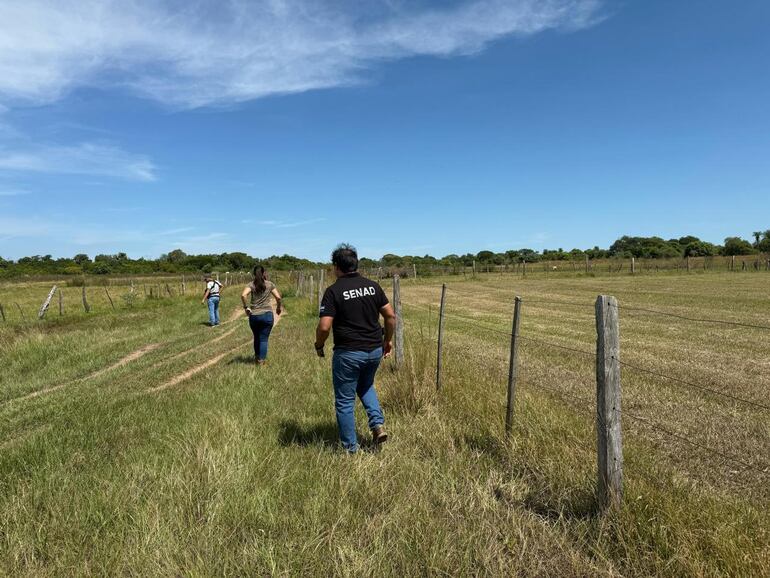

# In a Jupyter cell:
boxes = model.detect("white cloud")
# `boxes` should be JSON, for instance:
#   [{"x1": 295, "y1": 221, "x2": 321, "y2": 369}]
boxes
[
  {"x1": 0, "y1": 0, "x2": 603, "y2": 108},
  {"x1": 0, "y1": 142, "x2": 156, "y2": 181},
  {"x1": 0, "y1": 189, "x2": 30, "y2": 196},
  {"x1": 241, "y1": 218, "x2": 326, "y2": 228}
]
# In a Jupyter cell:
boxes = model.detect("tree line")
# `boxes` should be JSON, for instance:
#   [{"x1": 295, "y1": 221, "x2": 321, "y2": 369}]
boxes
[{"x1": 1, "y1": 232, "x2": 768, "y2": 278}]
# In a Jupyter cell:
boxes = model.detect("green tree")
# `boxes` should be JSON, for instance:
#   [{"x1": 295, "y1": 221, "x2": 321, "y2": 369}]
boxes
[{"x1": 722, "y1": 237, "x2": 756, "y2": 256}]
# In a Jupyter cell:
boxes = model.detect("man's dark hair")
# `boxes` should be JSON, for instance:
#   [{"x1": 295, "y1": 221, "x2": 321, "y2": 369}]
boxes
[{"x1": 332, "y1": 243, "x2": 358, "y2": 273}]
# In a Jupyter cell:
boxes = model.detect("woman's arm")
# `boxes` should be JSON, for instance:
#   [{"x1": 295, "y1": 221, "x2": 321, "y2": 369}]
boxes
[
  {"x1": 271, "y1": 287, "x2": 283, "y2": 315},
  {"x1": 241, "y1": 286, "x2": 252, "y2": 315}
]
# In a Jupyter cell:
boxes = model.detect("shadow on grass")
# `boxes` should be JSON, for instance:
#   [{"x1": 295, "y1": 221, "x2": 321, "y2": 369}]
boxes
[
  {"x1": 228, "y1": 355, "x2": 256, "y2": 365},
  {"x1": 278, "y1": 420, "x2": 339, "y2": 447},
  {"x1": 519, "y1": 487, "x2": 598, "y2": 521},
  {"x1": 278, "y1": 420, "x2": 382, "y2": 452},
  {"x1": 461, "y1": 433, "x2": 600, "y2": 520}
]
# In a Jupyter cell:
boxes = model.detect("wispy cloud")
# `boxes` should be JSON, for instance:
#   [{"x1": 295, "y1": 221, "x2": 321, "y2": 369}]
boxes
[
  {"x1": 0, "y1": 142, "x2": 156, "y2": 181},
  {"x1": 241, "y1": 218, "x2": 326, "y2": 228},
  {"x1": 0, "y1": 189, "x2": 30, "y2": 196},
  {"x1": 0, "y1": 0, "x2": 603, "y2": 108}
]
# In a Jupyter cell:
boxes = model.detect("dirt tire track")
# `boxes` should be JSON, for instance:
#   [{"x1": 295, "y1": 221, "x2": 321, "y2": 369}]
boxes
[
  {"x1": 4, "y1": 343, "x2": 162, "y2": 405},
  {"x1": 148, "y1": 339, "x2": 253, "y2": 393},
  {"x1": 149, "y1": 308, "x2": 283, "y2": 394}
]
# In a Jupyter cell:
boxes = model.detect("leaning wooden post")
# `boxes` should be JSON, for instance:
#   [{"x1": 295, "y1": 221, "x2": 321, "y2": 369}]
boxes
[
  {"x1": 318, "y1": 269, "x2": 325, "y2": 312},
  {"x1": 505, "y1": 296, "x2": 523, "y2": 437},
  {"x1": 0, "y1": 303, "x2": 5, "y2": 322},
  {"x1": 595, "y1": 295, "x2": 623, "y2": 512},
  {"x1": 38, "y1": 285, "x2": 58, "y2": 319},
  {"x1": 436, "y1": 283, "x2": 447, "y2": 391},
  {"x1": 82, "y1": 285, "x2": 91, "y2": 313},
  {"x1": 104, "y1": 287, "x2": 115, "y2": 310},
  {"x1": 392, "y1": 274, "x2": 405, "y2": 368},
  {"x1": 15, "y1": 302, "x2": 26, "y2": 320},
  {"x1": 58, "y1": 288, "x2": 63, "y2": 315}
]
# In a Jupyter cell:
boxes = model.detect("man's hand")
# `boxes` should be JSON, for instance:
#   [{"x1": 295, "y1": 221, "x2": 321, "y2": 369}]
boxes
[
  {"x1": 276, "y1": 305, "x2": 282, "y2": 316},
  {"x1": 244, "y1": 307, "x2": 251, "y2": 317},
  {"x1": 201, "y1": 299, "x2": 206, "y2": 305},
  {"x1": 314, "y1": 343, "x2": 325, "y2": 358},
  {"x1": 383, "y1": 340, "x2": 393, "y2": 358}
]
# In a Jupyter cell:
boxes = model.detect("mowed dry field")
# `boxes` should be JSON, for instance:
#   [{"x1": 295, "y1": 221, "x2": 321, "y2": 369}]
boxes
[
  {"x1": 395, "y1": 271, "x2": 770, "y2": 498},
  {"x1": 0, "y1": 271, "x2": 768, "y2": 576}
]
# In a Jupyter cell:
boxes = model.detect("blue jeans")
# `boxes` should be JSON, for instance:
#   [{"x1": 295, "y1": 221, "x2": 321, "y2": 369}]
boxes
[
  {"x1": 249, "y1": 312, "x2": 274, "y2": 360},
  {"x1": 207, "y1": 296, "x2": 220, "y2": 325},
  {"x1": 332, "y1": 348, "x2": 384, "y2": 452}
]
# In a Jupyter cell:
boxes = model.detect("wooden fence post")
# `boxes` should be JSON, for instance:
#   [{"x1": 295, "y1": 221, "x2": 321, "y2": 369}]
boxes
[
  {"x1": 58, "y1": 288, "x2": 63, "y2": 315},
  {"x1": 15, "y1": 302, "x2": 25, "y2": 320},
  {"x1": 472, "y1": 260, "x2": 476, "y2": 278},
  {"x1": 392, "y1": 274, "x2": 405, "y2": 368},
  {"x1": 436, "y1": 283, "x2": 447, "y2": 391},
  {"x1": 0, "y1": 303, "x2": 5, "y2": 322},
  {"x1": 181, "y1": 275, "x2": 186, "y2": 295},
  {"x1": 82, "y1": 286, "x2": 91, "y2": 313},
  {"x1": 585, "y1": 255, "x2": 589, "y2": 274},
  {"x1": 165, "y1": 283, "x2": 173, "y2": 297},
  {"x1": 631, "y1": 257, "x2": 635, "y2": 275},
  {"x1": 505, "y1": 296, "x2": 522, "y2": 436},
  {"x1": 308, "y1": 275, "x2": 314, "y2": 302},
  {"x1": 104, "y1": 287, "x2": 115, "y2": 310},
  {"x1": 731, "y1": 255, "x2": 735, "y2": 271},
  {"x1": 38, "y1": 285, "x2": 58, "y2": 319},
  {"x1": 318, "y1": 269, "x2": 325, "y2": 312},
  {"x1": 413, "y1": 263, "x2": 417, "y2": 281},
  {"x1": 595, "y1": 295, "x2": 623, "y2": 512}
]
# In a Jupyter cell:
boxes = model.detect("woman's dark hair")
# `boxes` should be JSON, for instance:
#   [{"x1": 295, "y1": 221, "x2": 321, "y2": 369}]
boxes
[
  {"x1": 252, "y1": 265, "x2": 266, "y2": 293},
  {"x1": 331, "y1": 243, "x2": 358, "y2": 274}
]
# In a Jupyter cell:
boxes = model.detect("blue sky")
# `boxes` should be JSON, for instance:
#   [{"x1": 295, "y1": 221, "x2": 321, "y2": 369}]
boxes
[{"x1": 0, "y1": 0, "x2": 769, "y2": 261}]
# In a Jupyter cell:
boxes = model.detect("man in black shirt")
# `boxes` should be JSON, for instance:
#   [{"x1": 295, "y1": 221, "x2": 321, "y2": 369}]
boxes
[{"x1": 315, "y1": 244, "x2": 396, "y2": 453}]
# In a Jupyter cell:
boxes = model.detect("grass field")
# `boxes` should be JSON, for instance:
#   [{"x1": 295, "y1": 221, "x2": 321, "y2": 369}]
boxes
[{"x1": 0, "y1": 272, "x2": 768, "y2": 576}]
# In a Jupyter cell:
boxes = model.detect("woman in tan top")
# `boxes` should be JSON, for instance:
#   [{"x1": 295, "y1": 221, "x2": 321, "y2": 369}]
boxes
[{"x1": 241, "y1": 265, "x2": 282, "y2": 365}]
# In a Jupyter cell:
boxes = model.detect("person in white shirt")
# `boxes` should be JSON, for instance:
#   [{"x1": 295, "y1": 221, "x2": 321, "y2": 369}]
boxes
[{"x1": 201, "y1": 274, "x2": 222, "y2": 326}]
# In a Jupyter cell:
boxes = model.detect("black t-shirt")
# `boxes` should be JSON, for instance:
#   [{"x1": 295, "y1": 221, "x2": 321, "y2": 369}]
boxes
[{"x1": 319, "y1": 273, "x2": 389, "y2": 351}]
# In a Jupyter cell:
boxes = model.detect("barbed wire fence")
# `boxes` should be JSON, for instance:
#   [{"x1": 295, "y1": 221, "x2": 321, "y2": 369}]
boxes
[{"x1": 389, "y1": 276, "x2": 770, "y2": 514}]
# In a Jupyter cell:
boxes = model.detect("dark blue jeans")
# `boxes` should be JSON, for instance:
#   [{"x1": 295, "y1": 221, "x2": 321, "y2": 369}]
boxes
[
  {"x1": 332, "y1": 347, "x2": 384, "y2": 452},
  {"x1": 248, "y1": 311, "x2": 274, "y2": 360}
]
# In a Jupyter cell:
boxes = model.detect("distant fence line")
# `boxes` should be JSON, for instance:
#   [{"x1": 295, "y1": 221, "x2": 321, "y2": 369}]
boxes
[
  {"x1": 357, "y1": 253, "x2": 770, "y2": 279},
  {"x1": 388, "y1": 275, "x2": 770, "y2": 515}
]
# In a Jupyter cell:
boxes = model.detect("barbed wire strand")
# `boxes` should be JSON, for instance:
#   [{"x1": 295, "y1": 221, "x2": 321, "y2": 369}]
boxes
[
  {"x1": 608, "y1": 302, "x2": 770, "y2": 331},
  {"x1": 518, "y1": 335, "x2": 596, "y2": 358},
  {"x1": 406, "y1": 303, "x2": 514, "y2": 338},
  {"x1": 619, "y1": 409, "x2": 770, "y2": 477},
  {"x1": 615, "y1": 356, "x2": 770, "y2": 412}
]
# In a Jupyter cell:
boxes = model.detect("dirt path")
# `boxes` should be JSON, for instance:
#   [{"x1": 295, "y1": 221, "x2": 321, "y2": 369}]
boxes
[
  {"x1": 149, "y1": 308, "x2": 283, "y2": 394},
  {"x1": 5, "y1": 343, "x2": 162, "y2": 405}
]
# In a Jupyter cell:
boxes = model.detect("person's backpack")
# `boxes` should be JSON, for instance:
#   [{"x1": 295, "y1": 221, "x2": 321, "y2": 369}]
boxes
[{"x1": 209, "y1": 280, "x2": 221, "y2": 296}]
